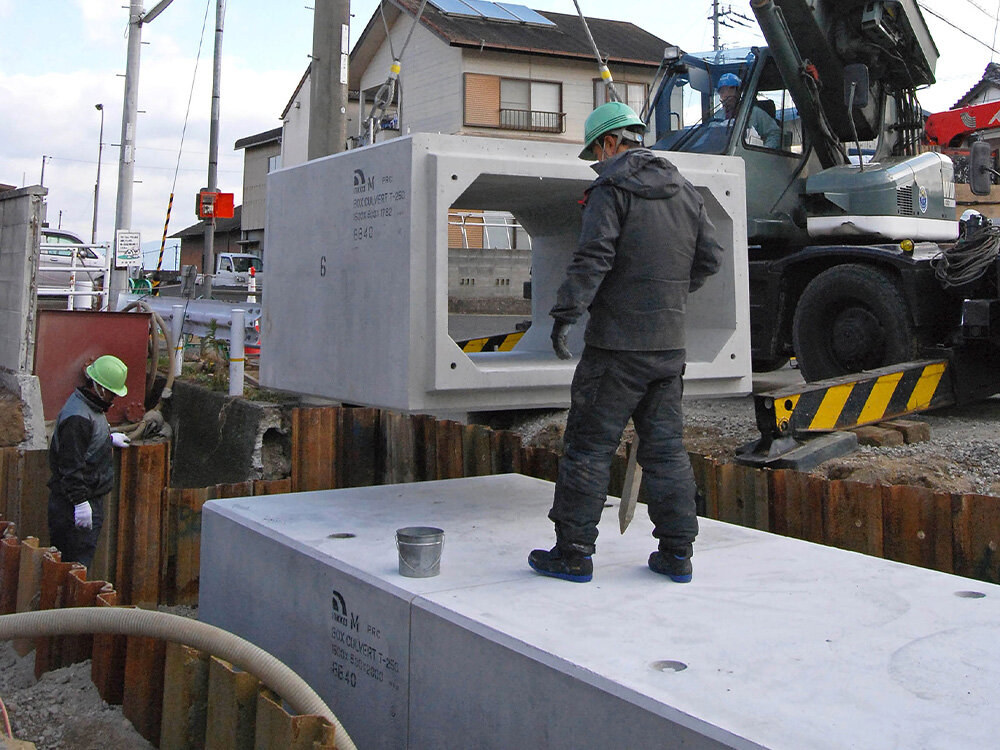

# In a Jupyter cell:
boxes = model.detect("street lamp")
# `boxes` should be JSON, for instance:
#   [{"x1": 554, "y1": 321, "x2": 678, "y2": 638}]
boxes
[{"x1": 92, "y1": 103, "x2": 104, "y2": 244}]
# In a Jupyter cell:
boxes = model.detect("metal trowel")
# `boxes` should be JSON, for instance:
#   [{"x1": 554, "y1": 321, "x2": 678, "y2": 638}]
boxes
[{"x1": 618, "y1": 437, "x2": 641, "y2": 533}]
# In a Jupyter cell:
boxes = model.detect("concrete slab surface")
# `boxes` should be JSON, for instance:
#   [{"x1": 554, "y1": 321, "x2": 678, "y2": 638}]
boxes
[{"x1": 200, "y1": 475, "x2": 1000, "y2": 750}]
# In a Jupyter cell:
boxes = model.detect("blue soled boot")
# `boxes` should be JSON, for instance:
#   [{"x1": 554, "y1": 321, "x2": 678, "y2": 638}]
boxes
[
  {"x1": 648, "y1": 548, "x2": 693, "y2": 583},
  {"x1": 528, "y1": 546, "x2": 593, "y2": 583}
]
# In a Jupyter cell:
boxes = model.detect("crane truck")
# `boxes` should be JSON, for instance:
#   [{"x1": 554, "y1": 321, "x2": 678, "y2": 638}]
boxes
[{"x1": 647, "y1": 0, "x2": 999, "y2": 398}]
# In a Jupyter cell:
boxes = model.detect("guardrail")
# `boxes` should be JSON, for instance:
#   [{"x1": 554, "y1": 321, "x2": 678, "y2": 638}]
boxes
[{"x1": 116, "y1": 294, "x2": 261, "y2": 347}]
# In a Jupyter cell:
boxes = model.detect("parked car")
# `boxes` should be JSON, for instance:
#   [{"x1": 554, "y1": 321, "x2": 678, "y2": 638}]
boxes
[{"x1": 37, "y1": 228, "x2": 107, "y2": 309}]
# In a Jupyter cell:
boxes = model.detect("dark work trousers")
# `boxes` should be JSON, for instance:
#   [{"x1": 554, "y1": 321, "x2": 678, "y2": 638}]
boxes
[
  {"x1": 549, "y1": 345, "x2": 698, "y2": 555},
  {"x1": 48, "y1": 494, "x2": 104, "y2": 569}
]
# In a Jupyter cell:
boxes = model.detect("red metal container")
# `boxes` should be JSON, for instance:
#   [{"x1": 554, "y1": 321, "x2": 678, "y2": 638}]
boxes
[{"x1": 34, "y1": 310, "x2": 151, "y2": 424}]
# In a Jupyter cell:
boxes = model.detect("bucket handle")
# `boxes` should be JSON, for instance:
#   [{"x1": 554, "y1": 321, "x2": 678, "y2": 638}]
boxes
[{"x1": 396, "y1": 538, "x2": 444, "y2": 574}]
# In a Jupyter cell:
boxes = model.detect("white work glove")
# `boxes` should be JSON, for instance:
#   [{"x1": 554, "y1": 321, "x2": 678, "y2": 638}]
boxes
[
  {"x1": 74, "y1": 501, "x2": 93, "y2": 530},
  {"x1": 111, "y1": 432, "x2": 131, "y2": 448},
  {"x1": 551, "y1": 321, "x2": 572, "y2": 360}
]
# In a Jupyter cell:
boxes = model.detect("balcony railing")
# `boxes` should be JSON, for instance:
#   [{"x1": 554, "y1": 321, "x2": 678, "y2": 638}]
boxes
[{"x1": 499, "y1": 108, "x2": 565, "y2": 133}]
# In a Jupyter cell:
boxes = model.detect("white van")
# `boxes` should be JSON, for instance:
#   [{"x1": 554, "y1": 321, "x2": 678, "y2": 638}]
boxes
[{"x1": 37, "y1": 229, "x2": 108, "y2": 309}]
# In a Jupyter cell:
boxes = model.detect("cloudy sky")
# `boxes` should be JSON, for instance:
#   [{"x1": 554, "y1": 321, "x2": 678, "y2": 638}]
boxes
[{"x1": 2, "y1": 0, "x2": 996, "y2": 268}]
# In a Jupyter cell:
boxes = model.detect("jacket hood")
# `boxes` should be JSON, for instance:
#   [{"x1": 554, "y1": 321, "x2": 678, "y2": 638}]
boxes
[{"x1": 590, "y1": 148, "x2": 682, "y2": 199}]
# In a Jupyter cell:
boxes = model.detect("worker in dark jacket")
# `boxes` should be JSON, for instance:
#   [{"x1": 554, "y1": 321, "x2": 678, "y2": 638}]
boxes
[
  {"x1": 48, "y1": 355, "x2": 130, "y2": 568},
  {"x1": 529, "y1": 101, "x2": 724, "y2": 584}
]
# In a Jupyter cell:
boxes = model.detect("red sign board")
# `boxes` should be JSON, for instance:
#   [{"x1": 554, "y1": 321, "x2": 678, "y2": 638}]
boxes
[{"x1": 197, "y1": 190, "x2": 235, "y2": 219}]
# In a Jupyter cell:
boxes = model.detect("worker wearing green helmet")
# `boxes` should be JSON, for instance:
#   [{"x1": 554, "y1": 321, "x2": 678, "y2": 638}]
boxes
[
  {"x1": 48, "y1": 354, "x2": 131, "y2": 567},
  {"x1": 529, "y1": 101, "x2": 725, "y2": 584}
]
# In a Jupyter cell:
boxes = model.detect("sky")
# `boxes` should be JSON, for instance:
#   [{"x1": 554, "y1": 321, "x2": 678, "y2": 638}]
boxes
[{"x1": 2, "y1": 0, "x2": 997, "y2": 269}]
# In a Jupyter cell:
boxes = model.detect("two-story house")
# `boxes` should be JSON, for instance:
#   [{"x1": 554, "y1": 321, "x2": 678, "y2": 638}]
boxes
[
  {"x1": 233, "y1": 1, "x2": 669, "y2": 303},
  {"x1": 281, "y1": 0, "x2": 669, "y2": 162}
]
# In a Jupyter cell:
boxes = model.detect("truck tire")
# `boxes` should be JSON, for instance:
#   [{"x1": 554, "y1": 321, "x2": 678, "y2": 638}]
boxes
[
  {"x1": 752, "y1": 356, "x2": 790, "y2": 373},
  {"x1": 792, "y1": 264, "x2": 918, "y2": 382}
]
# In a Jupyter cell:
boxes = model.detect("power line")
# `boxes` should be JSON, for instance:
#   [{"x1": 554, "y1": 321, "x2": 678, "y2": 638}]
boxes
[
  {"x1": 959, "y1": 0, "x2": 994, "y2": 16},
  {"x1": 993, "y1": 0, "x2": 1000, "y2": 63},
  {"x1": 918, "y1": 3, "x2": 1000, "y2": 54}
]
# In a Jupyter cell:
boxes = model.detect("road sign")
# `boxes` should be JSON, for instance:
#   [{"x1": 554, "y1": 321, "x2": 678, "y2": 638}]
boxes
[{"x1": 115, "y1": 230, "x2": 142, "y2": 268}]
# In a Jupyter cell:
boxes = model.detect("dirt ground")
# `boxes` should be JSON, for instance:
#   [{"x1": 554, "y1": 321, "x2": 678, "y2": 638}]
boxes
[
  {"x1": 0, "y1": 388, "x2": 26, "y2": 448},
  {"x1": 0, "y1": 640, "x2": 153, "y2": 749},
  {"x1": 0, "y1": 607, "x2": 196, "y2": 749}
]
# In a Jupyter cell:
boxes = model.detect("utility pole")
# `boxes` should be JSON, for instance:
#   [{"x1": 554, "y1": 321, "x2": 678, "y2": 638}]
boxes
[
  {"x1": 203, "y1": 0, "x2": 226, "y2": 279},
  {"x1": 713, "y1": 0, "x2": 720, "y2": 52},
  {"x1": 111, "y1": 0, "x2": 175, "y2": 307},
  {"x1": 709, "y1": 3, "x2": 755, "y2": 55},
  {"x1": 308, "y1": 0, "x2": 351, "y2": 160},
  {"x1": 40, "y1": 155, "x2": 49, "y2": 187},
  {"x1": 92, "y1": 103, "x2": 105, "y2": 244}
]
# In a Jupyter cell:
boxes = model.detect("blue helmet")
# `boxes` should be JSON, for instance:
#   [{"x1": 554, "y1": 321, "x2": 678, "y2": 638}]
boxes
[{"x1": 716, "y1": 72, "x2": 741, "y2": 90}]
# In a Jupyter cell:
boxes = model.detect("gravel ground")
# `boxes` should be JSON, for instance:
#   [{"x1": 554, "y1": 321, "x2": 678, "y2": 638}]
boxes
[
  {"x1": 0, "y1": 641, "x2": 152, "y2": 750},
  {"x1": 0, "y1": 607, "x2": 196, "y2": 749},
  {"x1": 503, "y1": 365, "x2": 1000, "y2": 496}
]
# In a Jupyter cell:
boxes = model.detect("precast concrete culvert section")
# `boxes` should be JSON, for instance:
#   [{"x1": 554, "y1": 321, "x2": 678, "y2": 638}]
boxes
[{"x1": 0, "y1": 607, "x2": 358, "y2": 750}]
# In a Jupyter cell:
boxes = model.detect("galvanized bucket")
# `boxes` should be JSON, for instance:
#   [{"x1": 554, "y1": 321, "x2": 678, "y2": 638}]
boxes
[{"x1": 396, "y1": 526, "x2": 444, "y2": 578}]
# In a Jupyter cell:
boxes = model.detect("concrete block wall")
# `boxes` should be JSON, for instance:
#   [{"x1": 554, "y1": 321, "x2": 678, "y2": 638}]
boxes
[
  {"x1": 0, "y1": 186, "x2": 44, "y2": 373},
  {"x1": 447, "y1": 246, "x2": 531, "y2": 300}
]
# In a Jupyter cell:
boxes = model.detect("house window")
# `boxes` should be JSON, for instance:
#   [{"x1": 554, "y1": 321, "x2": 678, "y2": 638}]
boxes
[
  {"x1": 267, "y1": 155, "x2": 281, "y2": 172},
  {"x1": 465, "y1": 73, "x2": 564, "y2": 133},
  {"x1": 594, "y1": 80, "x2": 649, "y2": 115}
]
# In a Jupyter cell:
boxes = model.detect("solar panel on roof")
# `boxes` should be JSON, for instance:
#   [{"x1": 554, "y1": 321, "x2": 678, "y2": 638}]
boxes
[
  {"x1": 428, "y1": 0, "x2": 483, "y2": 17},
  {"x1": 429, "y1": 0, "x2": 557, "y2": 26},
  {"x1": 462, "y1": 0, "x2": 521, "y2": 21},
  {"x1": 496, "y1": 2, "x2": 556, "y2": 25}
]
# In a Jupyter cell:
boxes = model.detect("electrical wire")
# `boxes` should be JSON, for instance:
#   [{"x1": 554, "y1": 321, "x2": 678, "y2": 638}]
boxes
[
  {"x1": 156, "y1": 0, "x2": 212, "y2": 274},
  {"x1": 993, "y1": 0, "x2": 1000, "y2": 62},
  {"x1": 958, "y1": 0, "x2": 994, "y2": 17},
  {"x1": 918, "y1": 3, "x2": 1000, "y2": 54},
  {"x1": 931, "y1": 224, "x2": 1000, "y2": 288}
]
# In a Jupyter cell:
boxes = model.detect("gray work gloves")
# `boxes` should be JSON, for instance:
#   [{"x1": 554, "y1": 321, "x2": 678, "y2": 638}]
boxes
[
  {"x1": 551, "y1": 321, "x2": 572, "y2": 360},
  {"x1": 74, "y1": 501, "x2": 93, "y2": 530}
]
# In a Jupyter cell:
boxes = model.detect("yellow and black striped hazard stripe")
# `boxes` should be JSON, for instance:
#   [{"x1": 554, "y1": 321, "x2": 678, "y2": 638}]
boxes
[
  {"x1": 759, "y1": 359, "x2": 954, "y2": 435},
  {"x1": 458, "y1": 331, "x2": 525, "y2": 353}
]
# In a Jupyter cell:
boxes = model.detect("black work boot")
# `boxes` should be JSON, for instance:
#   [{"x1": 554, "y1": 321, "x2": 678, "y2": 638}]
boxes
[
  {"x1": 648, "y1": 546, "x2": 693, "y2": 583},
  {"x1": 528, "y1": 546, "x2": 593, "y2": 583}
]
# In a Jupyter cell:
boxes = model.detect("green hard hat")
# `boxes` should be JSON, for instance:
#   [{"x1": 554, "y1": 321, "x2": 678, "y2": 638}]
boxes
[
  {"x1": 580, "y1": 101, "x2": 645, "y2": 160},
  {"x1": 86, "y1": 354, "x2": 128, "y2": 397}
]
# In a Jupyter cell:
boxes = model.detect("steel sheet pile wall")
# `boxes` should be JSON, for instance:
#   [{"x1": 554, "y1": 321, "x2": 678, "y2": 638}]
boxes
[
  {"x1": 0, "y1": 518, "x2": 338, "y2": 749},
  {"x1": 3, "y1": 407, "x2": 999, "y2": 607}
]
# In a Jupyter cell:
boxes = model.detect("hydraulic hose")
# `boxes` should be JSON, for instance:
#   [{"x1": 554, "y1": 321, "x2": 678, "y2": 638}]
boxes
[
  {"x1": 117, "y1": 300, "x2": 180, "y2": 440},
  {"x1": 0, "y1": 607, "x2": 357, "y2": 750}
]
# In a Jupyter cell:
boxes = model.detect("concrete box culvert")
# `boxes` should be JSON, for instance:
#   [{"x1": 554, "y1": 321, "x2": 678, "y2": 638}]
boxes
[{"x1": 261, "y1": 133, "x2": 752, "y2": 412}]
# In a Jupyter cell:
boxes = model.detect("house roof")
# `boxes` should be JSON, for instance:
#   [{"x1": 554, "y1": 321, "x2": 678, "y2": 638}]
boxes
[
  {"x1": 350, "y1": 0, "x2": 668, "y2": 85},
  {"x1": 234, "y1": 127, "x2": 282, "y2": 151},
  {"x1": 280, "y1": 64, "x2": 312, "y2": 120},
  {"x1": 171, "y1": 204, "x2": 242, "y2": 239},
  {"x1": 953, "y1": 62, "x2": 1000, "y2": 109}
]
